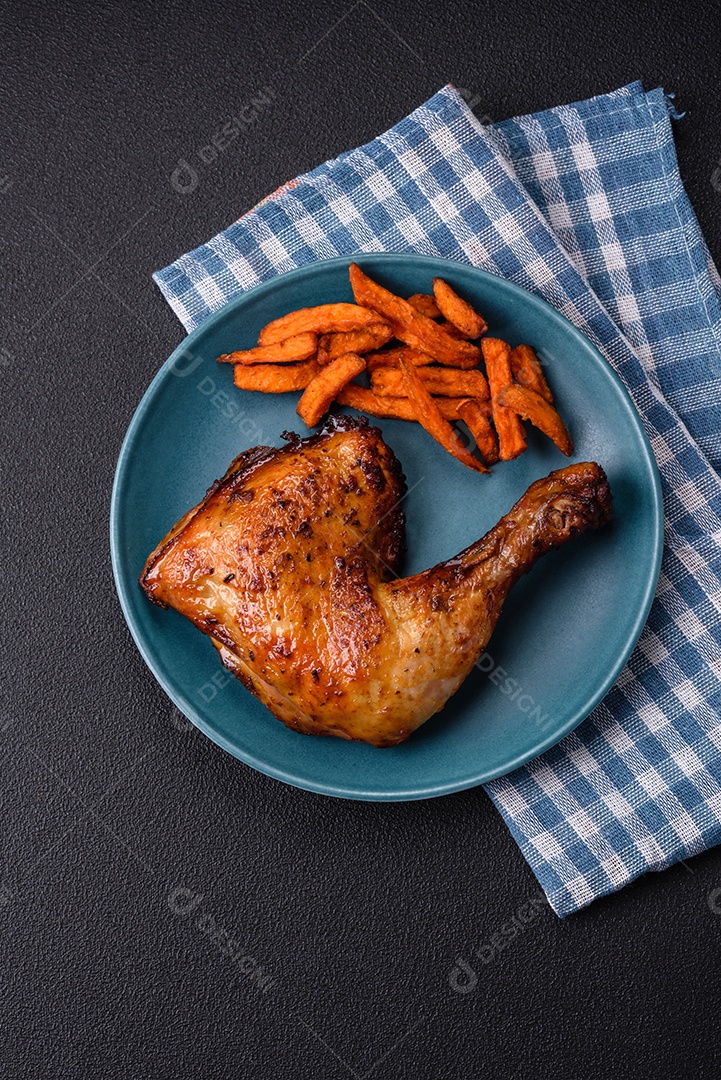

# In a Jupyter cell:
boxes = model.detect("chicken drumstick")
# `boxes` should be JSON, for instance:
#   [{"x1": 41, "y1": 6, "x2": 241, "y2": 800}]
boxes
[{"x1": 141, "y1": 416, "x2": 612, "y2": 746}]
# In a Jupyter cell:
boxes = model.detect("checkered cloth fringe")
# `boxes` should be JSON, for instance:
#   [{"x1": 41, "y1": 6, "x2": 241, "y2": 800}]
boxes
[{"x1": 154, "y1": 82, "x2": 721, "y2": 915}]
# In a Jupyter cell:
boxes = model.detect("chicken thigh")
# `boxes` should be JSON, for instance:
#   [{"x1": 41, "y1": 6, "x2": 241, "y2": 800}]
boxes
[{"x1": 141, "y1": 416, "x2": 612, "y2": 746}]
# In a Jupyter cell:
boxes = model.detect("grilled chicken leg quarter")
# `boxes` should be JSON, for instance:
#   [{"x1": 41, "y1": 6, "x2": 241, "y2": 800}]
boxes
[{"x1": 141, "y1": 417, "x2": 612, "y2": 746}]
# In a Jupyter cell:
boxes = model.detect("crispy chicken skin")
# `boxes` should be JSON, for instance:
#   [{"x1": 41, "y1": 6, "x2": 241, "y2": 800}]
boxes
[{"x1": 140, "y1": 416, "x2": 612, "y2": 746}]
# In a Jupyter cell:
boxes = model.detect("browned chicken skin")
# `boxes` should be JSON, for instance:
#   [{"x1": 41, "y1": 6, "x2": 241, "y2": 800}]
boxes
[{"x1": 141, "y1": 417, "x2": 612, "y2": 746}]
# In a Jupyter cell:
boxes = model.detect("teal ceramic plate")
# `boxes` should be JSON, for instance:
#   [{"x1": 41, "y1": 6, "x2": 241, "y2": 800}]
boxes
[{"x1": 110, "y1": 254, "x2": 663, "y2": 800}]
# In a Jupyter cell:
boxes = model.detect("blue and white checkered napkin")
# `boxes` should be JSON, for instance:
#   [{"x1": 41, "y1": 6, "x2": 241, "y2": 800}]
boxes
[{"x1": 154, "y1": 82, "x2": 721, "y2": 916}]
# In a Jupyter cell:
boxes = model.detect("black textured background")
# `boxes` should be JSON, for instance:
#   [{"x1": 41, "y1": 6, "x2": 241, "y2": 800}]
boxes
[{"x1": 3, "y1": 1, "x2": 721, "y2": 1077}]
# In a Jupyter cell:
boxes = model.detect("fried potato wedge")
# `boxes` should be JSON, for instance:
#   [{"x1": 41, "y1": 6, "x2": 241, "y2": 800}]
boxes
[
  {"x1": 399, "y1": 359, "x2": 489, "y2": 473},
  {"x1": 510, "y1": 344, "x2": 553, "y2": 403},
  {"x1": 258, "y1": 303, "x2": 380, "y2": 345},
  {"x1": 219, "y1": 332, "x2": 318, "y2": 366},
  {"x1": 407, "y1": 293, "x2": 441, "y2": 318},
  {"x1": 317, "y1": 323, "x2": 393, "y2": 365},
  {"x1": 456, "y1": 398, "x2": 500, "y2": 466},
  {"x1": 432, "y1": 278, "x2": 487, "y2": 338},
  {"x1": 371, "y1": 366, "x2": 489, "y2": 400},
  {"x1": 296, "y1": 353, "x2": 366, "y2": 428},
  {"x1": 482, "y1": 338, "x2": 527, "y2": 461},
  {"x1": 233, "y1": 358, "x2": 320, "y2": 393},
  {"x1": 349, "y1": 263, "x2": 481, "y2": 369},
  {"x1": 497, "y1": 383, "x2": 573, "y2": 456},
  {"x1": 365, "y1": 346, "x2": 436, "y2": 373},
  {"x1": 336, "y1": 385, "x2": 471, "y2": 422}
]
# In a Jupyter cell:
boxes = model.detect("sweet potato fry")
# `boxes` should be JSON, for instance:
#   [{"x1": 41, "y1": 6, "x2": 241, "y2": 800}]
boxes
[
  {"x1": 317, "y1": 323, "x2": 393, "y2": 365},
  {"x1": 509, "y1": 344, "x2": 553, "y2": 403},
  {"x1": 482, "y1": 338, "x2": 527, "y2": 461},
  {"x1": 390, "y1": 326, "x2": 474, "y2": 365},
  {"x1": 233, "y1": 358, "x2": 320, "y2": 393},
  {"x1": 336, "y1": 385, "x2": 471, "y2": 422},
  {"x1": 365, "y1": 346, "x2": 436, "y2": 372},
  {"x1": 349, "y1": 263, "x2": 481, "y2": 369},
  {"x1": 258, "y1": 303, "x2": 380, "y2": 345},
  {"x1": 407, "y1": 293, "x2": 441, "y2": 319},
  {"x1": 456, "y1": 398, "x2": 500, "y2": 466},
  {"x1": 336, "y1": 384, "x2": 417, "y2": 420},
  {"x1": 437, "y1": 319, "x2": 467, "y2": 340},
  {"x1": 398, "y1": 359, "x2": 488, "y2": 473},
  {"x1": 399, "y1": 328, "x2": 480, "y2": 366},
  {"x1": 218, "y1": 332, "x2": 318, "y2": 366},
  {"x1": 296, "y1": 353, "x2": 366, "y2": 428},
  {"x1": 497, "y1": 384, "x2": 573, "y2": 456},
  {"x1": 371, "y1": 366, "x2": 489, "y2": 400},
  {"x1": 432, "y1": 278, "x2": 487, "y2": 338}
]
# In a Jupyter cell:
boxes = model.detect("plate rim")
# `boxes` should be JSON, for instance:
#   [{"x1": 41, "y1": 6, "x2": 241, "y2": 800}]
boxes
[{"x1": 110, "y1": 252, "x2": 664, "y2": 801}]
